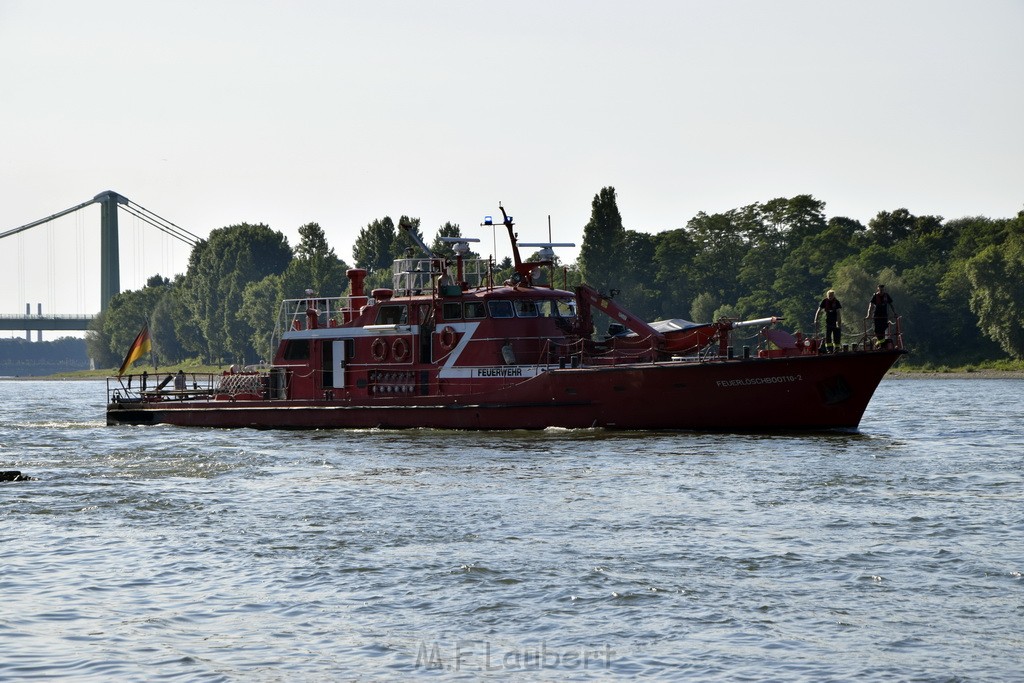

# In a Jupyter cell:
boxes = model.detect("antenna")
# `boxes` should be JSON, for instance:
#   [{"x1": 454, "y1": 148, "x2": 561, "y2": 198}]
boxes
[{"x1": 519, "y1": 242, "x2": 576, "y2": 261}]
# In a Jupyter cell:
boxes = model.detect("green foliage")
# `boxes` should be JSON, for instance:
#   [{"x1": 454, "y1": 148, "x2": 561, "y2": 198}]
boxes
[
  {"x1": 966, "y1": 230, "x2": 1024, "y2": 358},
  {"x1": 150, "y1": 276, "x2": 192, "y2": 365},
  {"x1": 86, "y1": 311, "x2": 117, "y2": 369},
  {"x1": 690, "y1": 292, "x2": 721, "y2": 323},
  {"x1": 179, "y1": 223, "x2": 293, "y2": 364},
  {"x1": 712, "y1": 304, "x2": 740, "y2": 321},
  {"x1": 686, "y1": 210, "x2": 749, "y2": 306},
  {"x1": 352, "y1": 217, "x2": 396, "y2": 272},
  {"x1": 493, "y1": 256, "x2": 515, "y2": 285},
  {"x1": 618, "y1": 230, "x2": 660, "y2": 320},
  {"x1": 578, "y1": 187, "x2": 625, "y2": 295},
  {"x1": 239, "y1": 273, "x2": 283, "y2": 362},
  {"x1": 653, "y1": 229, "x2": 697, "y2": 319},
  {"x1": 0, "y1": 337, "x2": 90, "y2": 376},
  {"x1": 280, "y1": 222, "x2": 350, "y2": 299}
]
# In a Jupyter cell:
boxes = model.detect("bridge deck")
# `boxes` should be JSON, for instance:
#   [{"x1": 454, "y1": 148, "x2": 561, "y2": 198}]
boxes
[{"x1": 0, "y1": 314, "x2": 95, "y2": 331}]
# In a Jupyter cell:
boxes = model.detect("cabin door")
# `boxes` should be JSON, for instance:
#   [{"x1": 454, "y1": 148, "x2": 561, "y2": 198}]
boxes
[{"x1": 331, "y1": 340, "x2": 346, "y2": 388}]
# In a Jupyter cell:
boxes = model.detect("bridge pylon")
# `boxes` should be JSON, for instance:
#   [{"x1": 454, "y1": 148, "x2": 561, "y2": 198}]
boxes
[{"x1": 94, "y1": 191, "x2": 128, "y2": 312}]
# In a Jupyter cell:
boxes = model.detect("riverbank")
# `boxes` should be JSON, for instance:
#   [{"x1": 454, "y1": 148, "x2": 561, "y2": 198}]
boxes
[
  {"x1": 888, "y1": 369, "x2": 1024, "y2": 379},
  {"x1": 1, "y1": 364, "x2": 228, "y2": 381}
]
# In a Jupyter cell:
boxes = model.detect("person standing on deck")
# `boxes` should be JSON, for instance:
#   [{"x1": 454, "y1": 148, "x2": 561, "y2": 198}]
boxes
[
  {"x1": 866, "y1": 284, "x2": 897, "y2": 347},
  {"x1": 814, "y1": 289, "x2": 843, "y2": 352}
]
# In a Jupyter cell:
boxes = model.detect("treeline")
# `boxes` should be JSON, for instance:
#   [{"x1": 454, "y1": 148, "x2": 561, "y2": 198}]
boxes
[
  {"x1": 0, "y1": 337, "x2": 90, "y2": 376},
  {"x1": 88, "y1": 187, "x2": 1024, "y2": 369}
]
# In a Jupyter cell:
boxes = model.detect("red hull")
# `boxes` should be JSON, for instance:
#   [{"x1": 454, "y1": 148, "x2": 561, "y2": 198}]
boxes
[{"x1": 107, "y1": 349, "x2": 903, "y2": 431}]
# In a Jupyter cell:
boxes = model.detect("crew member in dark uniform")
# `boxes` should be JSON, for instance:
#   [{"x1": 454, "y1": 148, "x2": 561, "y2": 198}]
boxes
[
  {"x1": 814, "y1": 289, "x2": 843, "y2": 352},
  {"x1": 866, "y1": 284, "x2": 896, "y2": 347}
]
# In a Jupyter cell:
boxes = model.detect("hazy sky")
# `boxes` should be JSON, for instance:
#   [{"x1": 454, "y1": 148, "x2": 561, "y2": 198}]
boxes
[{"x1": 1, "y1": 0, "x2": 1022, "y2": 325}]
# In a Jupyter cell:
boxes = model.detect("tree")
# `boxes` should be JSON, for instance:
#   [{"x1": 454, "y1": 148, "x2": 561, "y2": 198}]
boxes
[
  {"x1": 966, "y1": 231, "x2": 1024, "y2": 358},
  {"x1": 493, "y1": 256, "x2": 515, "y2": 285},
  {"x1": 865, "y1": 208, "x2": 916, "y2": 248},
  {"x1": 150, "y1": 276, "x2": 193, "y2": 365},
  {"x1": 618, "y1": 230, "x2": 660, "y2": 320},
  {"x1": 239, "y1": 274, "x2": 283, "y2": 362},
  {"x1": 86, "y1": 311, "x2": 118, "y2": 369},
  {"x1": 352, "y1": 217, "x2": 396, "y2": 272},
  {"x1": 686, "y1": 210, "x2": 749, "y2": 308},
  {"x1": 180, "y1": 223, "x2": 292, "y2": 364},
  {"x1": 578, "y1": 187, "x2": 626, "y2": 295},
  {"x1": 690, "y1": 292, "x2": 721, "y2": 323},
  {"x1": 281, "y1": 222, "x2": 350, "y2": 299},
  {"x1": 653, "y1": 228, "x2": 697, "y2": 319}
]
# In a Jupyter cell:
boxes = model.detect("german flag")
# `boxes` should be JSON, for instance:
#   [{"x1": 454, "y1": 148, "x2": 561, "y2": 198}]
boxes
[{"x1": 118, "y1": 324, "x2": 152, "y2": 376}]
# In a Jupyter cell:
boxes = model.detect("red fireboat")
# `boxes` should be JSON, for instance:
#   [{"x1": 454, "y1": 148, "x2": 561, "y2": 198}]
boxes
[{"x1": 107, "y1": 205, "x2": 906, "y2": 430}]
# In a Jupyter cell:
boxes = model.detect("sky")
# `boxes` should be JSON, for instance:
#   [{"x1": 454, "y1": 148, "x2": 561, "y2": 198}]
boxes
[{"x1": 1, "y1": 0, "x2": 1022, "y2": 330}]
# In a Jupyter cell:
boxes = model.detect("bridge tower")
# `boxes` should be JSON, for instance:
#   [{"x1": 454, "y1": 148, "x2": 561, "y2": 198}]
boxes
[{"x1": 95, "y1": 190, "x2": 127, "y2": 312}]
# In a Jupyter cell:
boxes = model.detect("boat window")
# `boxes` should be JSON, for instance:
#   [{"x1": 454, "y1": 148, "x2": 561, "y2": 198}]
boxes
[
  {"x1": 556, "y1": 298, "x2": 577, "y2": 318},
  {"x1": 488, "y1": 300, "x2": 514, "y2": 318},
  {"x1": 376, "y1": 305, "x2": 407, "y2": 325},
  {"x1": 536, "y1": 300, "x2": 559, "y2": 317},
  {"x1": 464, "y1": 301, "x2": 487, "y2": 319},
  {"x1": 282, "y1": 339, "x2": 310, "y2": 360},
  {"x1": 443, "y1": 302, "x2": 462, "y2": 320},
  {"x1": 514, "y1": 300, "x2": 538, "y2": 317}
]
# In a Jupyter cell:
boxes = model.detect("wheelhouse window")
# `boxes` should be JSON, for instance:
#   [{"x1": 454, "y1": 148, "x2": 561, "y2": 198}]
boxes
[
  {"x1": 536, "y1": 300, "x2": 558, "y2": 317},
  {"x1": 375, "y1": 305, "x2": 408, "y2": 325},
  {"x1": 488, "y1": 300, "x2": 514, "y2": 318},
  {"x1": 282, "y1": 339, "x2": 310, "y2": 360},
  {"x1": 443, "y1": 302, "x2": 462, "y2": 320},
  {"x1": 514, "y1": 300, "x2": 538, "y2": 317},
  {"x1": 464, "y1": 301, "x2": 486, "y2": 319},
  {"x1": 556, "y1": 298, "x2": 576, "y2": 318}
]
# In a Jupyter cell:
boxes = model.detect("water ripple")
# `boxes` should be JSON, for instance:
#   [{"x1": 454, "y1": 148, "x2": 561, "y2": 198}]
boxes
[{"x1": 1, "y1": 378, "x2": 1022, "y2": 680}]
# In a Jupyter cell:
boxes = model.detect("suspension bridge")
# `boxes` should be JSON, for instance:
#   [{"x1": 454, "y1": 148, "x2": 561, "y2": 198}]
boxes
[{"x1": 0, "y1": 191, "x2": 200, "y2": 340}]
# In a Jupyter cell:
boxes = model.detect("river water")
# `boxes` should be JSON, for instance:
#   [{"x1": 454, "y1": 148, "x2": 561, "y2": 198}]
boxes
[{"x1": 1, "y1": 378, "x2": 1021, "y2": 681}]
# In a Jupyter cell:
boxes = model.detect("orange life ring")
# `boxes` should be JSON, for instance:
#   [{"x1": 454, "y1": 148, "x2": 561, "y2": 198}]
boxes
[
  {"x1": 392, "y1": 337, "x2": 409, "y2": 362},
  {"x1": 440, "y1": 325, "x2": 456, "y2": 350},
  {"x1": 370, "y1": 337, "x2": 388, "y2": 362}
]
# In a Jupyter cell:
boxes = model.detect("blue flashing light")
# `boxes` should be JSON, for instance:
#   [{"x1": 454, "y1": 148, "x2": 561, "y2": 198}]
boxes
[{"x1": 484, "y1": 215, "x2": 493, "y2": 225}]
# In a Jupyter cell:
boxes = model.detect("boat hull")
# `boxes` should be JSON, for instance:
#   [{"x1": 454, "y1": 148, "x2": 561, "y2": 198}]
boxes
[{"x1": 107, "y1": 349, "x2": 904, "y2": 431}]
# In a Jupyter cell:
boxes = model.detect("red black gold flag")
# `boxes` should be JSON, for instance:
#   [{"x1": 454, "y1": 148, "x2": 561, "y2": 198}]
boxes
[{"x1": 117, "y1": 324, "x2": 152, "y2": 376}]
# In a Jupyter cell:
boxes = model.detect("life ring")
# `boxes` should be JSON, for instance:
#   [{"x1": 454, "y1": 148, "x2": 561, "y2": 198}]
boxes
[
  {"x1": 370, "y1": 337, "x2": 388, "y2": 362},
  {"x1": 392, "y1": 337, "x2": 409, "y2": 362},
  {"x1": 440, "y1": 325, "x2": 457, "y2": 350}
]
